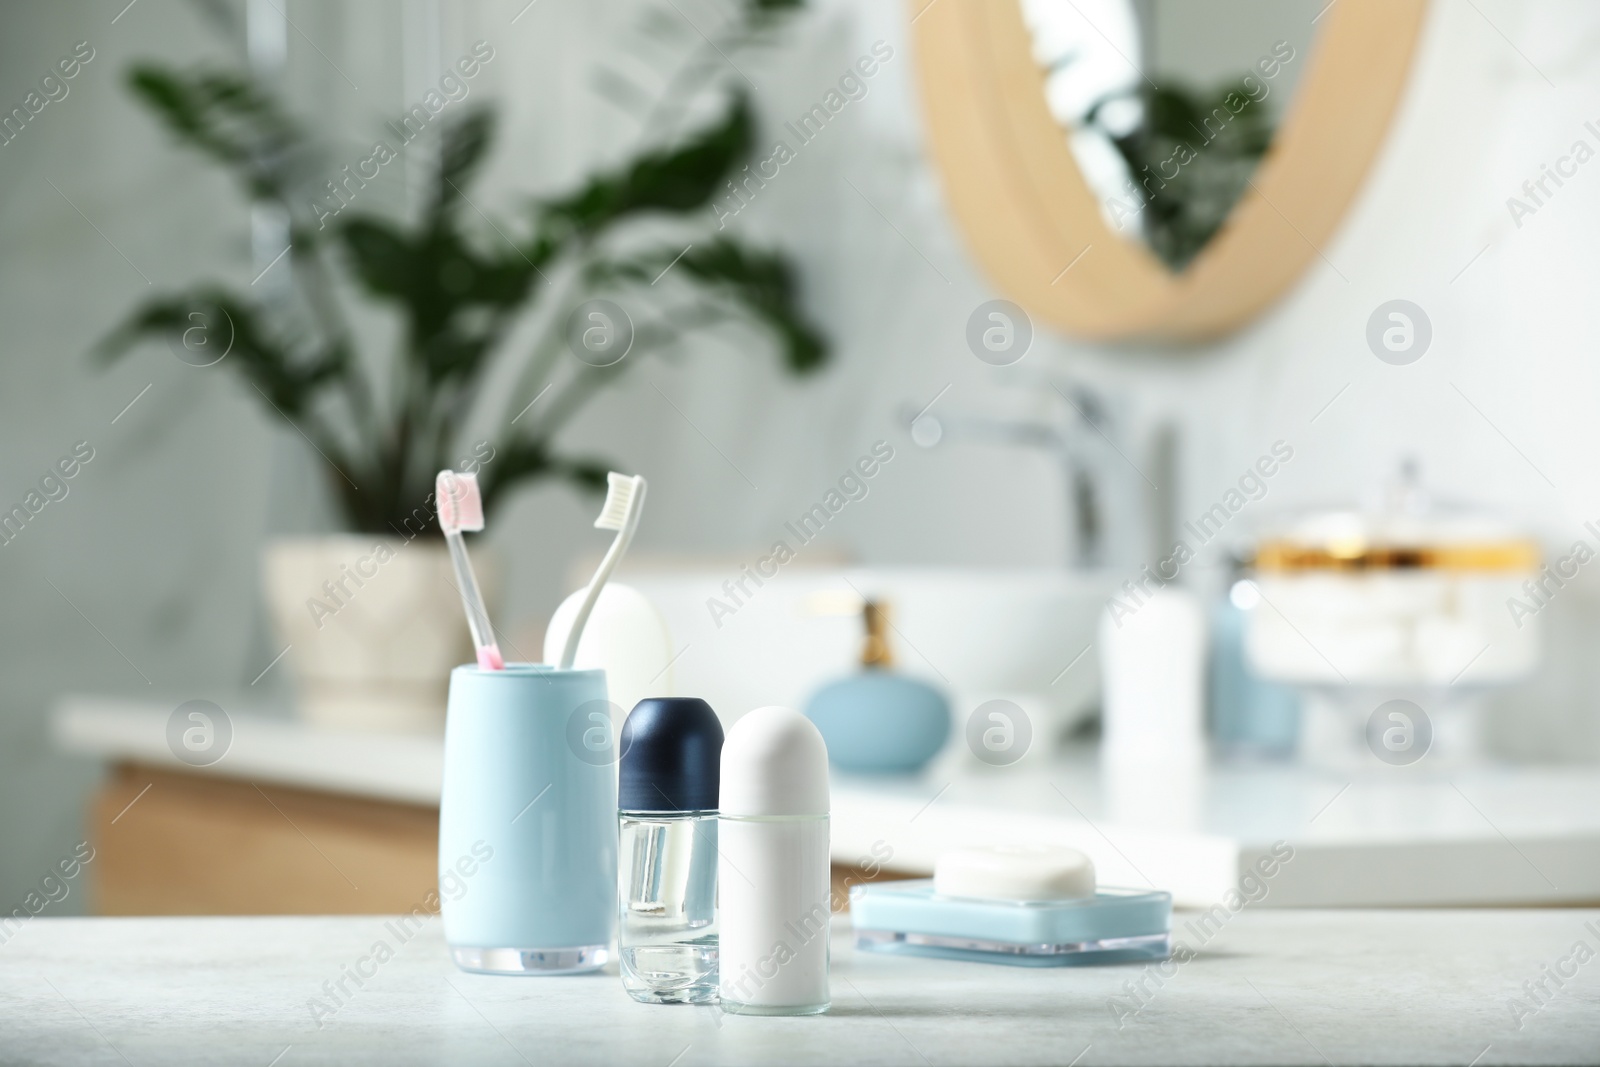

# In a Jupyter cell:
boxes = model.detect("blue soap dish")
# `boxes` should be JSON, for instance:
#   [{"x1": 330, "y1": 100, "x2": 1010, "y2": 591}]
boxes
[{"x1": 850, "y1": 880, "x2": 1172, "y2": 967}]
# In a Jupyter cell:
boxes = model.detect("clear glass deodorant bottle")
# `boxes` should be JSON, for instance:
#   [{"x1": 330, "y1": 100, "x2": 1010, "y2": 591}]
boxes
[{"x1": 617, "y1": 697, "x2": 725, "y2": 1004}]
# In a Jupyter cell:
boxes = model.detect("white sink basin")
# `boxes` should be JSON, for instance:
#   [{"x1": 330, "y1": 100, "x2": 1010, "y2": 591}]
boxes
[{"x1": 623, "y1": 566, "x2": 1114, "y2": 752}]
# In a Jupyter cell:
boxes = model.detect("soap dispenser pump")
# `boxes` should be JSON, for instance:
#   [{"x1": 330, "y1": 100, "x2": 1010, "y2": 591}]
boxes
[{"x1": 803, "y1": 599, "x2": 951, "y2": 774}]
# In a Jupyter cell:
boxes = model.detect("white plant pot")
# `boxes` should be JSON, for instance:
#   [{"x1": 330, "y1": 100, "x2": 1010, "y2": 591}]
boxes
[{"x1": 262, "y1": 535, "x2": 495, "y2": 734}]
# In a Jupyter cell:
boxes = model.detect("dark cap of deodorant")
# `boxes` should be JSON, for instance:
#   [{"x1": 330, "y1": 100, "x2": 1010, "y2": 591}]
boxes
[{"x1": 618, "y1": 697, "x2": 724, "y2": 812}]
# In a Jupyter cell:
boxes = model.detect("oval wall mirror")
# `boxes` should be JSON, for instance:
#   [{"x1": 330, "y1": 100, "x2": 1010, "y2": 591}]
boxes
[{"x1": 910, "y1": 0, "x2": 1429, "y2": 342}]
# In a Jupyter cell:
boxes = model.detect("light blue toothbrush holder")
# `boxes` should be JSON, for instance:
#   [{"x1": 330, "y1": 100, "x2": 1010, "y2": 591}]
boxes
[{"x1": 439, "y1": 664, "x2": 618, "y2": 974}]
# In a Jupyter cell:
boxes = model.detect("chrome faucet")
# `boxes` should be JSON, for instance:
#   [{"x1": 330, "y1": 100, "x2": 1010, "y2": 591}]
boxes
[{"x1": 903, "y1": 380, "x2": 1174, "y2": 570}]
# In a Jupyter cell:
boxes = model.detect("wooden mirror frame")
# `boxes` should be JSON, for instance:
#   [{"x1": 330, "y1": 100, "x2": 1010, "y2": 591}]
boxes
[{"x1": 911, "y1": 0, "x2": 1429, "y2": 342}]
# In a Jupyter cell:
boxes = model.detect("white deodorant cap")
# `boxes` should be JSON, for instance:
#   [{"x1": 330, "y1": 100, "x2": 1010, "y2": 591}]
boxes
[
  {"x1": 720, "y1": 706, "x2": 829, "y2": 818},
  {"x1": 933, "y1": 844, "x2": 1096, "y2": 901}
]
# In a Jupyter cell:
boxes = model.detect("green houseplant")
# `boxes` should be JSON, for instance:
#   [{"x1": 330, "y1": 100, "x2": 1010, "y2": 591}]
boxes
[
  {"x1": 1085, "y1": 79, "x2": 1275, "y2": 271},
  {"x1": 98, "y1": 0, "x2": 826, "y2": 533},
  {"x1": 97, "y1": 0, "x2": 827, "y2": 730}
]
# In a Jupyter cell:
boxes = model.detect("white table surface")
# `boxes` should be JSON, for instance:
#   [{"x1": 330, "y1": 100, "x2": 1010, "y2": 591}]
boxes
[
  {"x1": 1, "y1": 912, "x2": 1596, "y2": 1066},
  {"x1": 53, "y1": 697, "x2": 1600, "y2": 907}
]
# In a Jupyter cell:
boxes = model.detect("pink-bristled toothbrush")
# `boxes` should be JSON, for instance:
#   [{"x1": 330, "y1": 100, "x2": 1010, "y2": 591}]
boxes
[{"x1": 436, "y1": 470, "x2": 504, "y2": 670}]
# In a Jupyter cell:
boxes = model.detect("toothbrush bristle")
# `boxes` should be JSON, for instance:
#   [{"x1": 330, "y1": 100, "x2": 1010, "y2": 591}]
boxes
[
  {"x1": 436, "y1": 470, "x2": 485, "y2": 533},
  {"x1": 594, "y1": 471, "x2": 638, "y2": 530}
]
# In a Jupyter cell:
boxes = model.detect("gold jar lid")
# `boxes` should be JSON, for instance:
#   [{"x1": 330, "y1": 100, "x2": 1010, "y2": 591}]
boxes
[{"x1": 1254, "y1": 539, "x2": 1540, "y2": 573}]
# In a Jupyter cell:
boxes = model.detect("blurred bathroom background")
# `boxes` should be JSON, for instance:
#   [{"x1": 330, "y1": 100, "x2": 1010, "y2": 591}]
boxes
[{"x1": 4, "y1": 0, "x2": 1600, "y2": 913}]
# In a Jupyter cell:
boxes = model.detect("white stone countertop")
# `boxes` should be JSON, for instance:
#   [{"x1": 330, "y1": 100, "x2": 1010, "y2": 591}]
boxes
[{"x1": 2, "y1": 912, "x2": 1597, "y2": 1066}]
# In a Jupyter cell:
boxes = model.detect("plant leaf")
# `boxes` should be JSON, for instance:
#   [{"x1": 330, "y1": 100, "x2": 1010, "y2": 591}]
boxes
[
  {"x1": 339, "y1": 217, "x2": 418, "y2": 301},
  {"x1": 539, "y1": 92, "x2": 753, "y2": 234},
  {"x1": 480, "y1": 438, "x2": 612, "y2": 513},
  {"x1": 339, "y1": 215, "x2": 544, "y2": 384},
  {"x1": 96, "y1": 289, "x2": 344, "y2": 416},
  {"x1": 620, "y1": 238, "x2": 827, "y2": 373},
  {"x1": 430, "y1": 108, "x2": 495, "y2": 222},
  {"x1": 127, "y1": 64, "x2": 310, "y2": 205},
  {"x1": 1089, "y1": 79, "x2": 1276, "y2": 270}
]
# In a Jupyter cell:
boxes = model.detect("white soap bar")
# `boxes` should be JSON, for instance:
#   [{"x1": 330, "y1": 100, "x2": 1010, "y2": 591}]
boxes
[{"x1": 933, "y1": 844, "x2": 1096, "y2": 901}]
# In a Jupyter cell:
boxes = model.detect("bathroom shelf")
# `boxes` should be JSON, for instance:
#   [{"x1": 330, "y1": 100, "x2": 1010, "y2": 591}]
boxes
[{"x1": 55, "y1": 697, "x2": 1600, "y2": 908}]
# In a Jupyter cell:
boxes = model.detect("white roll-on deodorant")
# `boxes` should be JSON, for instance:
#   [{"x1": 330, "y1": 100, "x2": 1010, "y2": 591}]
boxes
[{"x1": 717, "y1": 706, "x2": 831, "y2": 1015}]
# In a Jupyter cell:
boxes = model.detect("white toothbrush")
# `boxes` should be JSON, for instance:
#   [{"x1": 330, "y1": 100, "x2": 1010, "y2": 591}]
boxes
[
  {"x1": 436, "y1": 470, "x2": 505, "y2": 670},
  {"x1": 560, "y1": 471, "x2": 647, "y2": 670}
]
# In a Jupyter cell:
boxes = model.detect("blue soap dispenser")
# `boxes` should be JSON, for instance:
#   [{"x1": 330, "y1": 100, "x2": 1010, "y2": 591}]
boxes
[{"x1": 804, "y1": 599, "x2": 950, "y2": 774}]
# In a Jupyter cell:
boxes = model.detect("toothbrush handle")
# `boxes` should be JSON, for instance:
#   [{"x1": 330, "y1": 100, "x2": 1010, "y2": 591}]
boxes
[
  {"x1": 559, "y1": 487, "x2": 646, "y2": 670},
  {"x1": 445, "y1": 531, "x2": 503, "y2": 669},
  {"x1": 558, "y1": 526, "x2": 630, "y2": 670}
]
